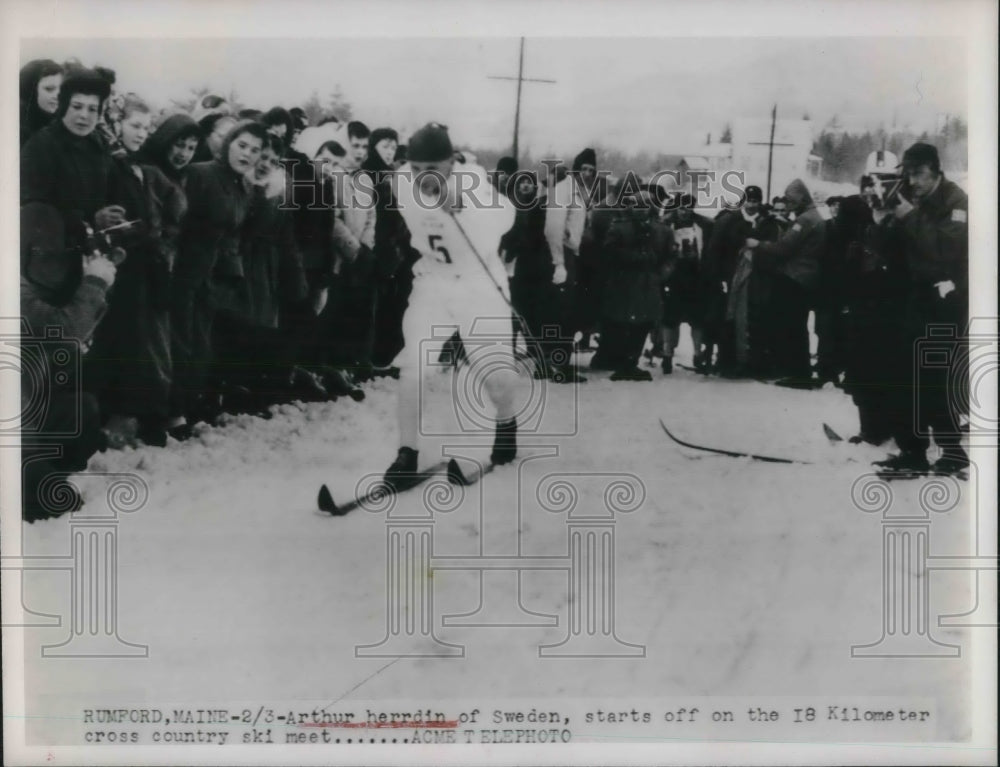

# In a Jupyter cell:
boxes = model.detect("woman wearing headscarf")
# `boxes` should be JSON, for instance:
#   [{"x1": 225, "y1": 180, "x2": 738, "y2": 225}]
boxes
[
  {"x1": 85, "y1": 97, "x2": 187, "y2": 447},
  {"x1": 192, "y1": 112, "x2": 238, "y2": 164},
  {"x1": 19, "y1": 58, "x2": 63, "y2": 145},
  {"x1": 168, "y1": 120, "x2": 267, "y2": 438},
  {"x1": 139, "y1": 112, "x2": 202, "y2": 190}
]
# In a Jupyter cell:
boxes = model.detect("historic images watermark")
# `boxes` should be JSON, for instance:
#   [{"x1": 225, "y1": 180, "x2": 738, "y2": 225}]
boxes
[
  {"x1": 913, "y1": 317, "x2": 998, "y2": 447},
  {"x1": 418, "y1": 318, "x2": 580, "y2": 438},
  {"x1": 849, "y1": 459, "x2": 996, "y2": 659},
  {"x1": 2, "y1": 470, "x2": 151, "y2": 657},
  {"x1": 277, "y1": 159, "x2": 751, "y2": 213},
  {"x1": 2, "y1": 315, "x2": 150, "y2": 656},
  {"x1": 354, "y1": 461, "x2": 646, "y2": 659}
]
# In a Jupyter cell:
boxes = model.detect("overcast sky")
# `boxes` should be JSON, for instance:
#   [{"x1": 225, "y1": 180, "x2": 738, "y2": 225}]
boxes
[{"x1": 20, "y1": 36, "x2": 967, "y2": 156}]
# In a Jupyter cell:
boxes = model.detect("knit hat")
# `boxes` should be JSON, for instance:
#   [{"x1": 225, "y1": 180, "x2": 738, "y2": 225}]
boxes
[
  {"x1": 496, "y1": 156, "x2": 517, "y2": 175},
  {"x1": 783, "y1": 179, "x2": 813, "y2": 209},
  {"x1": 744, "y1": 185, "x2": 763, "y2": 203},
  {"x1": 572, "y1": 147, "x2": 597, "y2": 171},
  {"x1": 407, "y1": 123, "x2": 453, "y2": 162},
  {"x1": 902, "y1": 142, "x2": 941, "y2": 173}
]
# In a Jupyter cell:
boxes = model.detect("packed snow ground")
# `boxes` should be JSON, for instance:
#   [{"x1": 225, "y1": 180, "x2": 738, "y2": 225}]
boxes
[{"x1": 18, "y1": 332, "x2": 977, "y2": 745}]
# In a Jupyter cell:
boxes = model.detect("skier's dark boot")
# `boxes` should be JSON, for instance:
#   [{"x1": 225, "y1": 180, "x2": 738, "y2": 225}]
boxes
[
  {"x1": 490, "y1": 417, "x2": 517, "y2": 466},
  {"x1": 661, "y1": 356, "x2": 673, "y2": 375},
  {"x1": 384, "y1": 447, "x2": 419, "y2": 488},
  {"x1": 874, "y1": 451, "x2": 930, "y2": 478}
]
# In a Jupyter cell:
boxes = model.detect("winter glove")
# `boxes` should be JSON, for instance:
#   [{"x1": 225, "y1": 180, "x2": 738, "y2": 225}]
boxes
[
  {"x1": 552, "y1": 264, "x2": 568, "y2": 285},
  {"x1": 893, "y1": 196, "x2": 915, "y2": 220},
  {"x1": 935, "y1": 280, "x2": 956, "y2": 299},
  {"x1": 83, "y1": 253, "x2": 117, "y2": 288}
]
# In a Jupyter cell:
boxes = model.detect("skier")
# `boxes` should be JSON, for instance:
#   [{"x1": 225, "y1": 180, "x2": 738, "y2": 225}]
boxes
[{"x1": 383, "y1": 123, "x2": 519, "y2": 488}]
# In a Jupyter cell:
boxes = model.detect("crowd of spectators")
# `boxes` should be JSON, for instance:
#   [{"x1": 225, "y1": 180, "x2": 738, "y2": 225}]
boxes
[{"x1": 18, "y1": 56, "x2": 970, "y2": 520}]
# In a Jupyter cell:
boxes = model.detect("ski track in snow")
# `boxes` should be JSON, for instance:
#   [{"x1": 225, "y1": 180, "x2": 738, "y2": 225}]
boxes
[{"x1": 19, "y1": 343, "x2": 974, "y2": 742}]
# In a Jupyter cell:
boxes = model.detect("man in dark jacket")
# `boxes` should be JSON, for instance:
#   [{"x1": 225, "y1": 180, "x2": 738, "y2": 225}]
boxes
[
  {"x1": 659, "y1": 193, "x2": 713, "y2": 374},
  {"x1": 744, "y1": 178, "x2": 828, "y2": 386},
  {"x1": 704, "y1": 185, "x2": 763, "y2": 376},
  {"x1": 874, "y1": 143, "x2": 969, "y2": 477},
  {"x1": 592, "y1": 183, "x2": 673, "y2": 381},
  {"x1": 20, "y1": 203, "x2": 118, "y2": 521},
  {"x1": 746, "y1": 202, "x2": 787, "y2": 377},
  {"x1": 841, "y1": 195, "x2": 902, "y2": 447},
  {"x1": 503, "y1": 171, "x2": 554, "y2": 372}
]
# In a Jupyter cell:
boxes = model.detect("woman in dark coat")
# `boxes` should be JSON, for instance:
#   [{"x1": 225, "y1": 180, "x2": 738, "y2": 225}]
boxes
[
  {"x1": 21, "y1": 68, "x2": 125, "y2": 235},
  {"x1": 169, "y1": 119, "x2": 268, "y2": 437},
  {"x1": 85, "y1": 97, "x2": 187, "y2": 447},
  {"x1": 213, "y1": 132, "x2": 307, "y2": 414},
  {"x1": 591, "y1": 185, "x2": 673, "y2": 380},
  {"x1": 19, "y1": 59, "x2": 63, "y2": 145},
  {"x1": 362, "y1": 127, "x2": 416, "y2": 372}
]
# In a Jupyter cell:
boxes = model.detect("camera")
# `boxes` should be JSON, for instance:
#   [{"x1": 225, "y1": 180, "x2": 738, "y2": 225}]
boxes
[
  {"x1": 417, "y1": 317, "x2": 579, "y2": 438},
  {"x1": 1, "y1": 319, "x2": 83, "y2": 438}
]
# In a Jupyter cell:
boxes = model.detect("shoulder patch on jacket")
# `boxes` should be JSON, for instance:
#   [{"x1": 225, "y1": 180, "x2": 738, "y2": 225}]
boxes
[{"x1": 951, "y1": 209, "x2": 967, "y2": 224}]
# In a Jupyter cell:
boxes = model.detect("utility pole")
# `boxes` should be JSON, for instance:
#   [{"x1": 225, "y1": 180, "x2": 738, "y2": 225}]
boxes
[
  {"x1": 748, "y1": 105, "x2": 793, "y2": 201},
  {"x1": 488, "y1": 38, "x2": 556, "y2": 164},
  {"x1": 766, "y1": 104, "x2": 777, "y2": 201}
]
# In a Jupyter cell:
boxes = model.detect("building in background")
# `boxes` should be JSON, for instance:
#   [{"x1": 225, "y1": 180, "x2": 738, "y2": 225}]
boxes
[{"x1": 731, "y1": 117, "x2": 819, "y2": 199}]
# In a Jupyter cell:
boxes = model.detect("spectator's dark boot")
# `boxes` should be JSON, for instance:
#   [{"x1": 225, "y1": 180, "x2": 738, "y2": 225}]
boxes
[
  {"x1": 490, "y1": 418, "x2": 518, "y2": 466},
  {"x1": 22, "y1": 460, "x2": 82, "y2": 523},
  {"x1": 137, "y1": 417, "x2": 168, "y2": 448},
  {"x1": 321, "y1": 367, "x2": 365, "y2": 402},
  {"x1": 166, "y1": 418, "x2": 194, "y2": 442},
  {"x1": 931, "y1": 449, "x2": 970, "y2": 478},
  {"x1": 289, "y1": 366, "x2": 330, "y2": 402},
  {"x1": 611, "y1": 367, "x2": 653, "y2": 382}
]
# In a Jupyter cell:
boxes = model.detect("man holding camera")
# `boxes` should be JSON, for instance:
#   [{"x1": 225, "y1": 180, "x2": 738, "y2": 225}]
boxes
[
  {"x1": 874, "y1": 142, "x2": 969, "y2": 478},
  {"x1": 20, "y1": 204, "x2": 119, "y2": 521}
]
